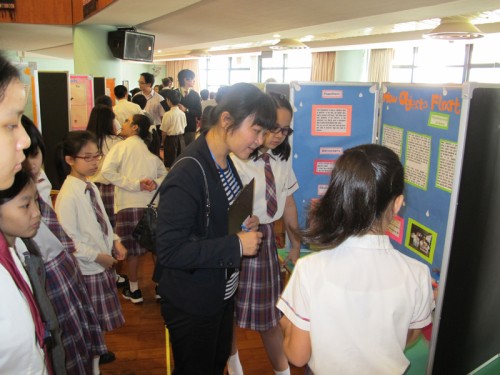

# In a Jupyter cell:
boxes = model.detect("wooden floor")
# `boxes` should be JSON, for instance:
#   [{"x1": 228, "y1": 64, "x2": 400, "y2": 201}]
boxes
[{"x1": 102, "y1": 254, "x2": 305, "y2": 375}]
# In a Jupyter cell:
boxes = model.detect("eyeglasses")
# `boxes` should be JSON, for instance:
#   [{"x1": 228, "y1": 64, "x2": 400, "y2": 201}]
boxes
[
  {"x1": 74, "y1": 153, "x2": 103, "y2": 162},
  {"x1": 270, "y1": 127, "x2": 294, "y2": 136},
  {"x1": 138, "y1": 81, "x2": 147, "y2": 85}
]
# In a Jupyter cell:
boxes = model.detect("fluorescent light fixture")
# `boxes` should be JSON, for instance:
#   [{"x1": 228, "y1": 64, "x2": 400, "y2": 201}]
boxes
[
  {"x1": 270, "y1": 38, "x2": 308, "y2": 50},
  {"x1": 424, "y1": 17, "x2": 484, "y2": 40},
  {"x1": 186, "y1": 49, "x2": 211, "y2": 57}
]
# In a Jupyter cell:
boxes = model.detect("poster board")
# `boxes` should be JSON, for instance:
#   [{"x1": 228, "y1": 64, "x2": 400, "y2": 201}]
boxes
[
  {"x1": 430, "y1": 85, "x2": 500, "y2": 374},
  {"x1": 36, "y1": 71, "x2": 71, "y2": 189},
  {"x1": 290, "y1": 82, "x2": 378, "y2": 229},
  {"x1": 69, "y1": 75, "x2": 94, "y2": 131},
  {"x1": 93, "y1": 76, "x2": 105, "y2": 102},
  {"x1": 380, "y1": 84, "x2": 462, "y2": 275}
]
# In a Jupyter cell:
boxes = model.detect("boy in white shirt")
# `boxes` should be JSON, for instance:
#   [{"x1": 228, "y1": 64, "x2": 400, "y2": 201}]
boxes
[{"x1": 160, "y1": 89, "x2": 187, "y2": 168}]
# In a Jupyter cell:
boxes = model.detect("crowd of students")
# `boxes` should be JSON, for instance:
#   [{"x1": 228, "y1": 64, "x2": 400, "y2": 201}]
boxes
[{"x1": 0, "y1": 52, "x2": 434, "y2": 375}]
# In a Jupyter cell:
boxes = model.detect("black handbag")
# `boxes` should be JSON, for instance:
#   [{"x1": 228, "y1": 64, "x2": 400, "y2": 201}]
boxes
[
  {"x1": 132, "y1": 156, "x2": 210, "y2": 252},
  {"x1": 132, "y1": 188, "x2": 160, "y2": 252}
]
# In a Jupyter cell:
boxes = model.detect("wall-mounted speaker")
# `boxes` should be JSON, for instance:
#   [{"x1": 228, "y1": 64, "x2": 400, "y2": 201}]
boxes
[{"x1": 108, "y1": 29, "x2": 155, "y2": 62}]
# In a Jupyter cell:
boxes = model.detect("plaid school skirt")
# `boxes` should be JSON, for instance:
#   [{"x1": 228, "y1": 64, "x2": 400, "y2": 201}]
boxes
[
  {"x1": 82, "y1": 269, "x2": 125, "y2": 332},
  {"x1": 45, "y1": 251, "x2": 107, "y2": 374},
  {"x1": 115, "y1": 207, "x2": 149, "y2": 256},
  {"x1": 95, "y1": 183, "x2": 115, "y2": 229},
  {"x1": 235, "y1": 223, "x2": 284, "y2": 331}
]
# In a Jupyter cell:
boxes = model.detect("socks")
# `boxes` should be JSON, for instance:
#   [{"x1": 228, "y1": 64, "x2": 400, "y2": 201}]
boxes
[
  {"x1": 129, "y1": 281, "x2": 139, "y2": 292},
  {"x1": 274, "y1": 368, "x2": 290, "y2": 375},
  {"x1": 93, "y1": 356, "x2": 100, "y2": 375},
  {"x1": 227, "y1": 351, "x2": 244, "y2": 375}
]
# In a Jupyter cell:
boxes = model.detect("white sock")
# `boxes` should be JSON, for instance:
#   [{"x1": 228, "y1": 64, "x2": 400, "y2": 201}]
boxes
[
  {"x1": 227, "y1": 351, "x2": 244, "y2": 375},
  {"x1": 274, "y1": 368, "x2": 290, "y2": 375},
  {"x1": 129, "y1": 281, "x2": 139, "y2": 292},
  {"x1": 93, "y1": 356, "x2": 100, "y2": 375}
]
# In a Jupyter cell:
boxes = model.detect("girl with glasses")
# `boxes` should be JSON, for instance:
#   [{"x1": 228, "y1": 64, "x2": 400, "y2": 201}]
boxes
[{"x1": 229, "y1": 92, "x2": 301, "y2": 375}]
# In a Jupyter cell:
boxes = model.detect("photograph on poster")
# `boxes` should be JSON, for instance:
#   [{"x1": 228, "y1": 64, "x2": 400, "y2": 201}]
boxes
[
  {"x1": 405, "y1": 218, "x2": 437, "y2": 263},
  {"x1": 311, "y1": 104, "x2": 352, "y2": 136},
  {"x1": 381, "y1": 124, "x2": 404, "y2": 159}
]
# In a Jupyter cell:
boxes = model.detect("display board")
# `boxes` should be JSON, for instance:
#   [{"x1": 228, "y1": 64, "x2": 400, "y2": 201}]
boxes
[
  {"x1": 93, "y1": 76, "x2": 105, "y2": 101},
  {"x1": 69, "y1": 75, "x2": 94, "y2": 131},
  {"x1": 430, "y1": 85, "x2": 500, "y2": 374},
  {"x1": 36, "y1": 71, "x2": 70, "y2": 190},
  {"x1": 380, "y1": 84, "x2": 462, "y2": 274},
  {"x1": 290, "y1": 82, "x2": 378, "y2": 229}
]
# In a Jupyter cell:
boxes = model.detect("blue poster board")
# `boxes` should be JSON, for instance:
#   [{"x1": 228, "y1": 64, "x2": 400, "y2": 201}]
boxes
[
  {"x1": 380, "y1": 84, "x2": 463, "y2": 274},
  {"x1": 290, "y1": 82, "x2": 378, "y2": 229}
]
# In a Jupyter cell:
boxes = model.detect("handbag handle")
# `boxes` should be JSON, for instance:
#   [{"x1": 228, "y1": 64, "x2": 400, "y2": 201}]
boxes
[{"x1": 171, "y1": 156, "x2": 211, "y2": 235}]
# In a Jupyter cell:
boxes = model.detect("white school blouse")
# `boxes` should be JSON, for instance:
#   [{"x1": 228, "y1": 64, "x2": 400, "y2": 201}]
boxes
[
  {"x1": 231, "y1": 150, "x2": 298, "y2": 224},
  {"x1": 101, "y1": 135, "x2": 167, "y2": 212},
  {"x1": 277, "y1": 235, "x2": 435, "y2": 375},
  {"x1": 55, "y1": 176, "x2": 117, "y2": 275},
  {"x1": 160, "y1": 106, "x2": 186, "y2": 136},
  {"x1": 0, "y1": 246, "x2": 47, "y2": 374},
  {"x1": 89, "y1": 135, "x2": 123, "y2": 185}
]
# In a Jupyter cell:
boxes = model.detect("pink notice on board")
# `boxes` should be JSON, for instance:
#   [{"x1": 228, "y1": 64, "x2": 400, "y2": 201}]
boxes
[
  {"x1": 317, "y1": 184, "x2": 329, "y2": 196},
  {"x1": 320, "y1": 147, "x2": 343, "y2": 155},
  {"x1": 311, "y1": 104, "x2": 352, "y2": 137},
  {"x1": 314, "y1": 159, "x2": 335, "y2": 175},
  {"x1": 70, "y1": 75, "x2": 94, "y2": 131},
  {"x1": 387, "y1": 215, "x2": 404, "y2": 244}
]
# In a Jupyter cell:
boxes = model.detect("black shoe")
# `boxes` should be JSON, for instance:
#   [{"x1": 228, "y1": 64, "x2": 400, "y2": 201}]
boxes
[
  {"x1": 122, "y1": 287, "x2": 144, "y2": 304},
  {"x1": 116, "y1": 274, "x2": 129, "y2": 288},
  {"x1": 99, "y1": 351, "x2": 116, "y2": 364}
]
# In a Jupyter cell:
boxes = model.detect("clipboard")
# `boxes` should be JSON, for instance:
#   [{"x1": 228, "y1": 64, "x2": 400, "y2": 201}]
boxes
[{"x1": 228, "y1": 178, "x2": 254, "y2": 234}]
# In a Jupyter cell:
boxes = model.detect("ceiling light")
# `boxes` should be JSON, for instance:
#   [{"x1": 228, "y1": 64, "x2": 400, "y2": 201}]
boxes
[
  {"x1": 186, "y1": 49, "x2": 211, "y2": 57},
  {"x1": 269, "y1": 38, "x2": 308, "y2": 50},
  {"x1": 424, "y1": 17, "x2": 484, "y2": 40}
]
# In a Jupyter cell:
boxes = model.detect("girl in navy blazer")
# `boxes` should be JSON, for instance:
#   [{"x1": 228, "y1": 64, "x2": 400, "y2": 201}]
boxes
[{"x1": 156, "y1": 82, "x2": 276, "y2": 375}]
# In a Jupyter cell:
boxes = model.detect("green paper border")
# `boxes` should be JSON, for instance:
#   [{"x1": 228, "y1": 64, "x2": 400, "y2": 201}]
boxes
[
  {"x1": 405, "y1": 218, "x2": 437, "y2": 264},
  {"x1": 381, "y1": 123, "x2": 404, "y2": 159},
  {"x1": 404, "y1": 131, "x2": 432, "y2": 191},
  {"x1": 435, "y1": 139, "x2": 457, "y2": 193},
  {"x1": 428, "y1": 111, "x2": 450, "y2": 130}
]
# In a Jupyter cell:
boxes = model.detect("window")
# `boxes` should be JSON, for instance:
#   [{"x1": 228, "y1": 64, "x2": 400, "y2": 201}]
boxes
[
  {"x1": 198, "y1": 50, "x2": 311, "y2": 91},
  {"x1": 391, "y1": 37, "x2": 500, "y2": 84}
]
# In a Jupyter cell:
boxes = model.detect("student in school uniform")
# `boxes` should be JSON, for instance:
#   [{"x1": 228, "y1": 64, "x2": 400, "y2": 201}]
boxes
[
  {"x1": 156, "y1": 82, "x2": 276, "y2": 375},
  {"x1": 22, "y1": 116, "x2": 109, "y2": 375},
  {"x1": 54, "y1": 131, "x2": 127, "y2": 367},
  {"x1": 101, "y1": 114, "x2": 167, "y2": 303},
  {"x1": 229, "y1": 92, "x2": 301, "y2": 375},
  {"x1": 0, "y1": 170, "x2": 65, "y2": 374},
  {"x1": 160, "y1": 89, "x2": 186, "y2": 168},
  {"x1": 0, "y1": 52, "x2": 47, "y2": 375},
  {"x1": 277, "y1": 145, "x2": 435, "y2": 375}
]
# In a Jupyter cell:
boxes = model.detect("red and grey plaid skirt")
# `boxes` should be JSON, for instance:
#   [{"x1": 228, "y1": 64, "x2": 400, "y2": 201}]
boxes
[
  {"x1": 115, "y1": 207, "x2": 149, "y2": 256},
  {"x1": 82, "y1": 269, "x2": 125, "y2": 332},
  {"x1": 235, "y1": 223, "x2": 283, "y2": 331},
  {"x1": 45, "y1": 250, "x2": 107, "y2": 373}
]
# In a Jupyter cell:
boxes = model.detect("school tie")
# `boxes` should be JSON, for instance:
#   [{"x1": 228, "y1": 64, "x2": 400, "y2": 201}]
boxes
[
  {"x1": 37, "y1": 196, "x2": 76, "y2": 254},
  {"x1": 85, "y1": 182, "x2": 109, "y2": 236},
  {"x1": 261, "y1": 153, "x2": 277, "y2": 218},
  {"x1": 0, "y1": 233, "x2": 46, "y2": 350}
]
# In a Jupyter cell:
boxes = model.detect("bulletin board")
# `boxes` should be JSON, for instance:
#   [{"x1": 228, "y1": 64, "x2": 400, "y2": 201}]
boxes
[
  {"x1": 290, "y1": 82, "x2": 379, "y2": 229},
  {"x1": 380, "y1": 84, "x2": 462, "y2": 275},
  {"x1": 69, "y1": 75, "x2": 94, "y2": 131},
  {"x1": 36, "y1": 71, "x2": 71, "y2": 189}
]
